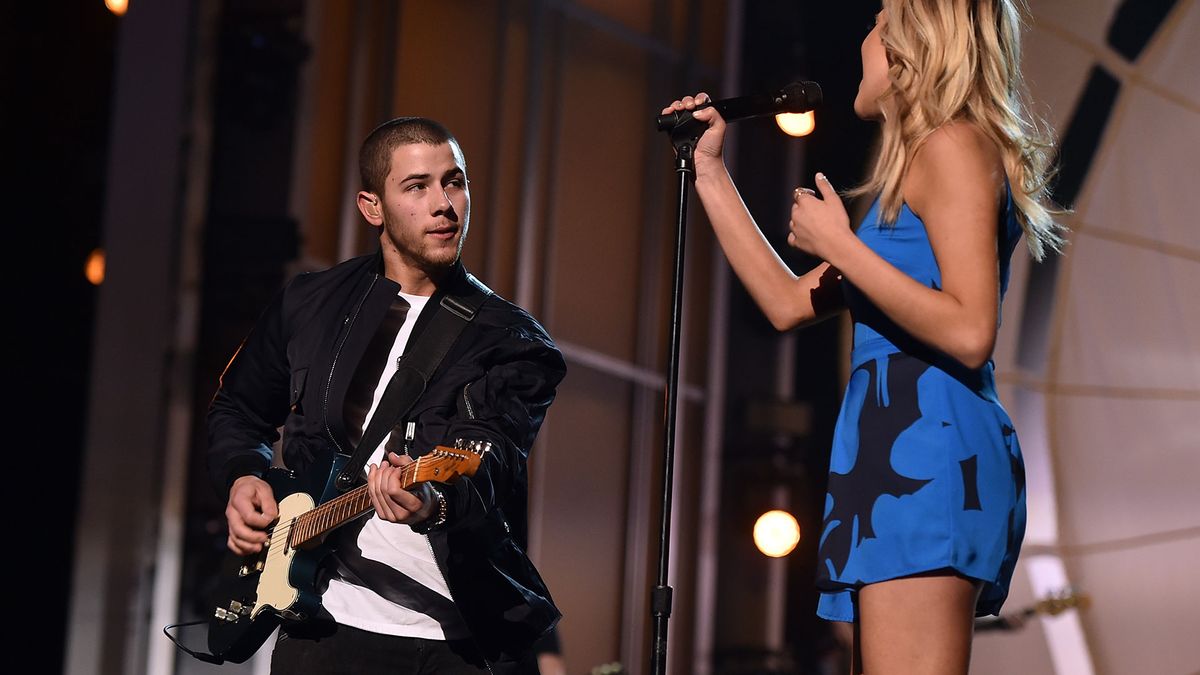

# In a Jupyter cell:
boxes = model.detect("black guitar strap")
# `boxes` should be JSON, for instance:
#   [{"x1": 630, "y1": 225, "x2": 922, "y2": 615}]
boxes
[{"x1": 333, "y1": 272, "x2": 492, "y2": 492}]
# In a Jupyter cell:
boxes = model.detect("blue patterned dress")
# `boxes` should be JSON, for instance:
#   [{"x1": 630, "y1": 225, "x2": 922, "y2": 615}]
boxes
[{"x1": 816, "y1": 187, "x2": 1027, "y2": 622}]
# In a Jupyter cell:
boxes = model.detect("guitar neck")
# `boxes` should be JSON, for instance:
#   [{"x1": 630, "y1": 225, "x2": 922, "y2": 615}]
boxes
[{"x1": 288, "y1": 462, "x2": 421, "y2": 548}]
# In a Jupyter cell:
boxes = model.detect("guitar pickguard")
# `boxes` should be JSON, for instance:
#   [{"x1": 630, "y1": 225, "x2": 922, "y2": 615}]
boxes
[{"x1": 249, "y1": 491, "x2": 313, "y2": 619}]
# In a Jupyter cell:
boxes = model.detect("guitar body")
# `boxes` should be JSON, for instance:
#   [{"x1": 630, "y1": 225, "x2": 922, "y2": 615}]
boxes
[{"x1": 207, "y1": 467, "x2": 331, "y2": 663}]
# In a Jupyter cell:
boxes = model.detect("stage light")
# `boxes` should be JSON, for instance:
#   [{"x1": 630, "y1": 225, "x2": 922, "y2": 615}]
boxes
[
  {"x1": 775, "y1": 111, "x2": 815, "y2": 137},
  {"x1": 106, "y1": 0, "x2": 128, "y2": 17},
  {"x1": 86, "y1": 248, "x2": 106, "y2": 286},
  {"x1": 753, "y1": 509, "x2": 801, "y2": 557}
]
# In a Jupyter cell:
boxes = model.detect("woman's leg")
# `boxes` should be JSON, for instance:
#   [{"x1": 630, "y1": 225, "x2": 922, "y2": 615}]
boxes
[
  {"x1": 856, "y1": 572, "x2": 981, "y2": 675},
  {"x1": 851, "y1": 617, "x2": 863, "y2": 675}
]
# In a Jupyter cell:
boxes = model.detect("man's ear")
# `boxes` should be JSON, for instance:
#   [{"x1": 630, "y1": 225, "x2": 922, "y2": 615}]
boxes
[{"x1": 357, "y1": 190, "x2": 383, "y2": 225}]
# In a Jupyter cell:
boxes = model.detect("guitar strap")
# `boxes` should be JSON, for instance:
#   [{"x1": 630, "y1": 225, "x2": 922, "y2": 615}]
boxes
[{"x1": 333, "y1": 271, "x2": 492, "y2": 492}]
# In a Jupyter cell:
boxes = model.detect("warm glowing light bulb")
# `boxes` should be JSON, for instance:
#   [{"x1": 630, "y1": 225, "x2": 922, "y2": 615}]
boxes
[
  {"x1": 86, "y1": 248, "x2": 106, "y2": 286},
  {"x1": 753, "y1": 509, "x2": 801, "y2": 558},
  {"x1": 775, "y1": 111, "x2": 815, "y2": 137},
  {"x1": 106, "y1": 0, "x2": 129, "y2": 17}
]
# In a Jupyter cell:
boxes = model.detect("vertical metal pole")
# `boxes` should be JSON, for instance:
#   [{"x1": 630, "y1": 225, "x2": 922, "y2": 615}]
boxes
[{"x1": 651, "y1": 143, "x2": 695, "y2": 675}]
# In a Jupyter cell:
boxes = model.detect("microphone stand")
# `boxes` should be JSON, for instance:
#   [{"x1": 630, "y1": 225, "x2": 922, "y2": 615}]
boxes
[
  {"x1": 650, "y1": 120, "x2": 705, "y2": 675},
  {"x1": 650, "y1": 83, "x2": 819, "y2": 674}
]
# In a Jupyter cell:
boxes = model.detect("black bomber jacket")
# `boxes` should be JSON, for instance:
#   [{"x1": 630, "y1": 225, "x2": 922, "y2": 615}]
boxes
[{"x1": 207, "y1": 252, "x2": 565, "y2": 669}]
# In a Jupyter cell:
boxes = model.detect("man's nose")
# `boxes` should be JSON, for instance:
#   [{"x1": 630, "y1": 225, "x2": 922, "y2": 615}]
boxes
[{"x1": 434, "y1": 187, "x2": 452, "y2": 212}]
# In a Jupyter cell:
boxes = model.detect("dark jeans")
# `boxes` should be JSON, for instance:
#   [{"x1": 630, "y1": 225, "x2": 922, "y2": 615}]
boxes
[{"x1": 271, "y1": 623, "x2": 490, "y2": 674}]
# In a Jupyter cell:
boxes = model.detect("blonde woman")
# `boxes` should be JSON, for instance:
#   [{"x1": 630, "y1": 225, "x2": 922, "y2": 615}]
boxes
[{"x1": 664, "y1": 0, "x2": 1063, "y2": 672}]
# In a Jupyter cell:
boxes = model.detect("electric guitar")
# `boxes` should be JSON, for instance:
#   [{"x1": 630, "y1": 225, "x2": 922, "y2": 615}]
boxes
[{"x1": 207, "y1": 446, "x2": 482, "y2": 663}]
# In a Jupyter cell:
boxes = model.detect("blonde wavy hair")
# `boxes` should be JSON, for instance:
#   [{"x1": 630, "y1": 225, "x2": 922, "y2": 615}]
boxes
[{"x1": 852, "y1": 0, "x2": 1066, "y2": 260}]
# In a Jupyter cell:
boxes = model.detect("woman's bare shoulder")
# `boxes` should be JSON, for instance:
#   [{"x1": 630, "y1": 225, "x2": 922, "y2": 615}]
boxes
[{"x1": 904, "y1": 120, "x2": 1005, "y2": 216}]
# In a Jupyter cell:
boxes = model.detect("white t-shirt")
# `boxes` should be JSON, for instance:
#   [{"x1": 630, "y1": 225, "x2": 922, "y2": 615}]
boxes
[{"x1": 321, "y1": 291, "x2": 470, "y2": 639}]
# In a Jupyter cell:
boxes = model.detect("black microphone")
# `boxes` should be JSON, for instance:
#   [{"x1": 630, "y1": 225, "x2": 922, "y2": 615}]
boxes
[{"x1": 656, "y1": 81, "x2": 822, "y2": 132}]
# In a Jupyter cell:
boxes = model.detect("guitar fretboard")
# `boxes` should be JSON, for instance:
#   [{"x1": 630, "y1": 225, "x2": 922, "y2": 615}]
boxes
[{"x1": 288, "y1": 463, "x2": 419, "y2": 548}]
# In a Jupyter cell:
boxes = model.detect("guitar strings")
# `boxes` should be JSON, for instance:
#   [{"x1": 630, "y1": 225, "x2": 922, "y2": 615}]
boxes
[{"x1": 258, "y1": 488, "x2": 370, "y2": 563}]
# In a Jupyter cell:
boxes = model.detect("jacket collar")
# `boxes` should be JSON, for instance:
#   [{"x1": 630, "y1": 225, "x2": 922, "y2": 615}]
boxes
[{"x1": 323, "y1": 253, "x2": 475, "y2": 453}]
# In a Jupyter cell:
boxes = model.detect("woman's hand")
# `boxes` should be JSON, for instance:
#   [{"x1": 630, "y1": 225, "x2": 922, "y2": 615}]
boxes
[
  {"x1": 661, "y1": 92, "x2": 726, "y2": 178},
  {"x1": 788, "y1": 173, "x2": 853, "y2": 263}
]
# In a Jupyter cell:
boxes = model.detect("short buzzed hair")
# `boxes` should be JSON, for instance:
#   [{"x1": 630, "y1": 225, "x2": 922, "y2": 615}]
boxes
[{"x1": 358, "y1": 117, "x2": 467, "y2": 195}]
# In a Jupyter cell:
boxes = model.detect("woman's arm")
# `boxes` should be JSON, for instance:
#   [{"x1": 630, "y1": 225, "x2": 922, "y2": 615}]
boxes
[
  {"x1": 789, "y1": 122, "x2": 1005, "y2": 369},
  {"x1": 665, "y1": 93, "x2": 845, "y2": 331},
  {"x1": 695, "y1": 166, "x2": 845, "y2": 330}
]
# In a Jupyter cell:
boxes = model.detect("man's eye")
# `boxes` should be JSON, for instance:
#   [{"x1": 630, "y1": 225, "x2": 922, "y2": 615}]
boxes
[
  {"x1": 446, "y1": 179, "x2": 465, "y2": 188},
  {"x1": 406, "y1": 183, "x2": 426, "y2": 192}
]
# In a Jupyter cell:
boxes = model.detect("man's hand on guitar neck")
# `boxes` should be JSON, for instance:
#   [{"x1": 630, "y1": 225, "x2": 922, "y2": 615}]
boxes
[
  {"x1": 367, "y1": 451, "x2": 438, "y2": 526},
  {"x1": 226, "y1": 475, "x2": 279, "y2": 555}
]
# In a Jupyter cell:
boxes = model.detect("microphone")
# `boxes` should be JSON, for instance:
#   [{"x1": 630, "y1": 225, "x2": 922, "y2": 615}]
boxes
[{"x1": 656, "y1": 81, "x2": 822, "y2": 132}]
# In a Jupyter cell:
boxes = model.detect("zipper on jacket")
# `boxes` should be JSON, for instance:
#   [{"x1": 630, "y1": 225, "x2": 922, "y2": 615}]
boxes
[
  {"x1": 322, "y1": 273, "x2": 379, "y2": 455},
  {"x1": 461, "y1": 382, "x2": 476, "y2": 420},
  {"x1": 423, "y1": 534, "x2": 495, "y2": 674},
  {"x1": 432, "y1": 383, "x2": 494, "y2": 672},
  {"x1": 402, "y1": 421, "x2": 416, "y2": 459}
]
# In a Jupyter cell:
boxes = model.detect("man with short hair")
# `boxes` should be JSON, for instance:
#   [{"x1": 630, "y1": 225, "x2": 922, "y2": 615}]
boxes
[{"x1": 209, "y1": 117, "x2": 564, "y2": 674}]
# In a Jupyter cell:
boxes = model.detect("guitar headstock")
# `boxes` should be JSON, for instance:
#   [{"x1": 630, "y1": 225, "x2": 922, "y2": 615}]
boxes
[{"x1": 409, "y1": 446, "x2": 483, "y2": 484}]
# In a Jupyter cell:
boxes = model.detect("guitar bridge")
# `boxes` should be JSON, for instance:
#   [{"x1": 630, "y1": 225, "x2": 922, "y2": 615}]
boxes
[{"x1": 214, "y1": 600, "x2": 255, "y2": 622}]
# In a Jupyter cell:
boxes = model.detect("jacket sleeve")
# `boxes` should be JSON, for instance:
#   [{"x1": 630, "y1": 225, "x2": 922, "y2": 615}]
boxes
[
  {"x1": 437, "y1": 324, "x2": 566, "y2": 533},
  {"x1": 206, "y1": 286, "x2": 293, "y2": 498}
]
